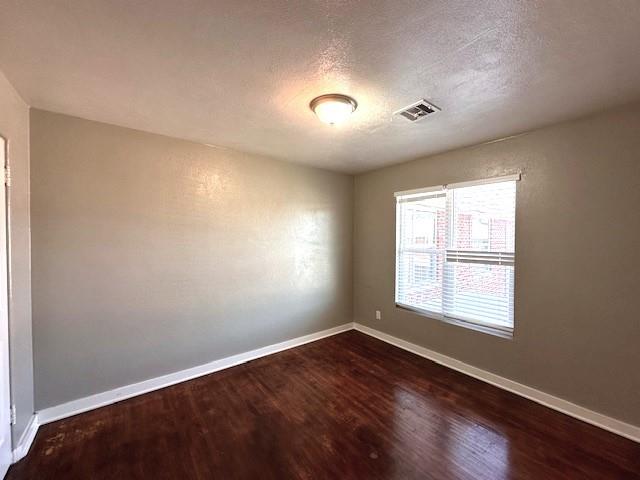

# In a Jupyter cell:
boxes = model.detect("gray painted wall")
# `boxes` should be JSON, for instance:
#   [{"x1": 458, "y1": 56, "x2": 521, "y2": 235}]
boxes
[
  {"x1": 30, "y1": 109, "x2": 353, "y2": 409},
  {"x1": 0, "y1": 71, "x2": 34, "y2": 445},
  {"x1": 28, "y1": 102, "x2": 640, "y2": 430},
  {"x1": 354, "y1": 102, "x2": 640, "y2": 426}
]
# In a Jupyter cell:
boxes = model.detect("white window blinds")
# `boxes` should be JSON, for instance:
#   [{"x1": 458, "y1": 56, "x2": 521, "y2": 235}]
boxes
[{"x1": 395, "y1": 175, "x2": 518, "y2": 334}]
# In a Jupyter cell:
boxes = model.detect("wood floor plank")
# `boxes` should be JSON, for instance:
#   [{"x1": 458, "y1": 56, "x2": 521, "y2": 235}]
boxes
[{"x1": 8, "y1": 331, "x2": 640, "y2": 479}]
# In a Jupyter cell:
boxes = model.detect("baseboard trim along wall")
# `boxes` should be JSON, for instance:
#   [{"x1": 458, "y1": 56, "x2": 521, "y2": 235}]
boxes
[
  {"x1": 353, "y1": 323, "x2": 640, "y2": 444},
  {"x1": 12, "y1": 414, "x2": 39, "y2": 464},
  {"x1": 30, "y1": 320, "x2": 639, "y2": 460},
  {"x1": 37, "y1": 323, "x2": 354, "y2": 425}
]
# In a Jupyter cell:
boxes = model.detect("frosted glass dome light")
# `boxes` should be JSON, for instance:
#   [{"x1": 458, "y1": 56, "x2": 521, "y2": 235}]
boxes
[{"x1": 310, "y1": 94, "x2": 357, "y2": 125}]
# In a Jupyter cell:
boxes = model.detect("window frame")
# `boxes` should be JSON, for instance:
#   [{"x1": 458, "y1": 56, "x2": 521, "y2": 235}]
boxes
[{"x1": 394, "y1": 174, "x2": 519, "y2": 339}]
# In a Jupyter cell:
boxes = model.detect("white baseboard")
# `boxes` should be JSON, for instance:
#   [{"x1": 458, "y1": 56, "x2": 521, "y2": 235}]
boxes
[
  {"x1": 38, "y1": 322, "x2": 354, "y2": 425},
  {"x1": 354, "y1": 323, "x2": 640, "y2": 443},
  {"x1": 31, "y1": 320, "x2": 640, "y2": 450},
  {"x1": 12, "y1": 414, "x2": 39, "y2": 464}
]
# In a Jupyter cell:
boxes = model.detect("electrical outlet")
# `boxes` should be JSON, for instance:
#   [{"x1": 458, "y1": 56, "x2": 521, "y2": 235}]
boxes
[{"x1": 375, "y1": 310, "x2": 382, "y2": 320}]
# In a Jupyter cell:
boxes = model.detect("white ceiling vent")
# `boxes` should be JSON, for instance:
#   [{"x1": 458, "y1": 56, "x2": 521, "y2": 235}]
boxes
[{"x1": 394, "y1": 99, "x2": 440, "y2": 122}]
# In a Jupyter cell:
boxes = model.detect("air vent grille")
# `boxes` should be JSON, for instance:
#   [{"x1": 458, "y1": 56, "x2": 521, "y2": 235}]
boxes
[{"x1": 395, "y1": 99, "x2": 440, "y2": 122}]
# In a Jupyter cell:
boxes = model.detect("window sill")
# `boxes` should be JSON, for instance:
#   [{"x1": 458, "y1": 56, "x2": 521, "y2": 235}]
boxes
[{"x1": 395, "y1": 303, "x2": 513, "y2": 340}]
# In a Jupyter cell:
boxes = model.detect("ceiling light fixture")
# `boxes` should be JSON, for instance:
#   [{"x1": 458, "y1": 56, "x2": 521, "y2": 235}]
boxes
[{"x1": 310, "y1": 94, "x2": 357, "y2": 125}]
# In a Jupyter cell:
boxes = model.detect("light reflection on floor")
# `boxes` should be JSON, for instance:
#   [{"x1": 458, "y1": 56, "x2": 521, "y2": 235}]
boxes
[{"x1": 391, "y1": 384, "x2": 511, "y2": 479}]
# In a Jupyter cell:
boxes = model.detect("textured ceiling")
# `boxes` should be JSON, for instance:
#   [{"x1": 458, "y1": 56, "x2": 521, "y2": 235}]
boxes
[{"x1": 1, "y1": 1, "x2": 640, "y2": 173}]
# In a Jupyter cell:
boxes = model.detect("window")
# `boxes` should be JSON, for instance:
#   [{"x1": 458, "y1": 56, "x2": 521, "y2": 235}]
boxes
[{"x1": 395, "y1": 175, "x2": 518, "y2": 336}]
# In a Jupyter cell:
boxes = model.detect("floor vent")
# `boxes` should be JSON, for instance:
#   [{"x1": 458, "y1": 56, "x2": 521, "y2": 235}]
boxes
[{"x1": 395, "y1": 99, "x2": 440, "y2": 122}]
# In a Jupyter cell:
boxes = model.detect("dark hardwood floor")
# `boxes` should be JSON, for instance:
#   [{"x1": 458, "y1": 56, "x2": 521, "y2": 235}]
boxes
[{"x1": 8, "y1": 330, "x2": 640, "y2": 479}]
